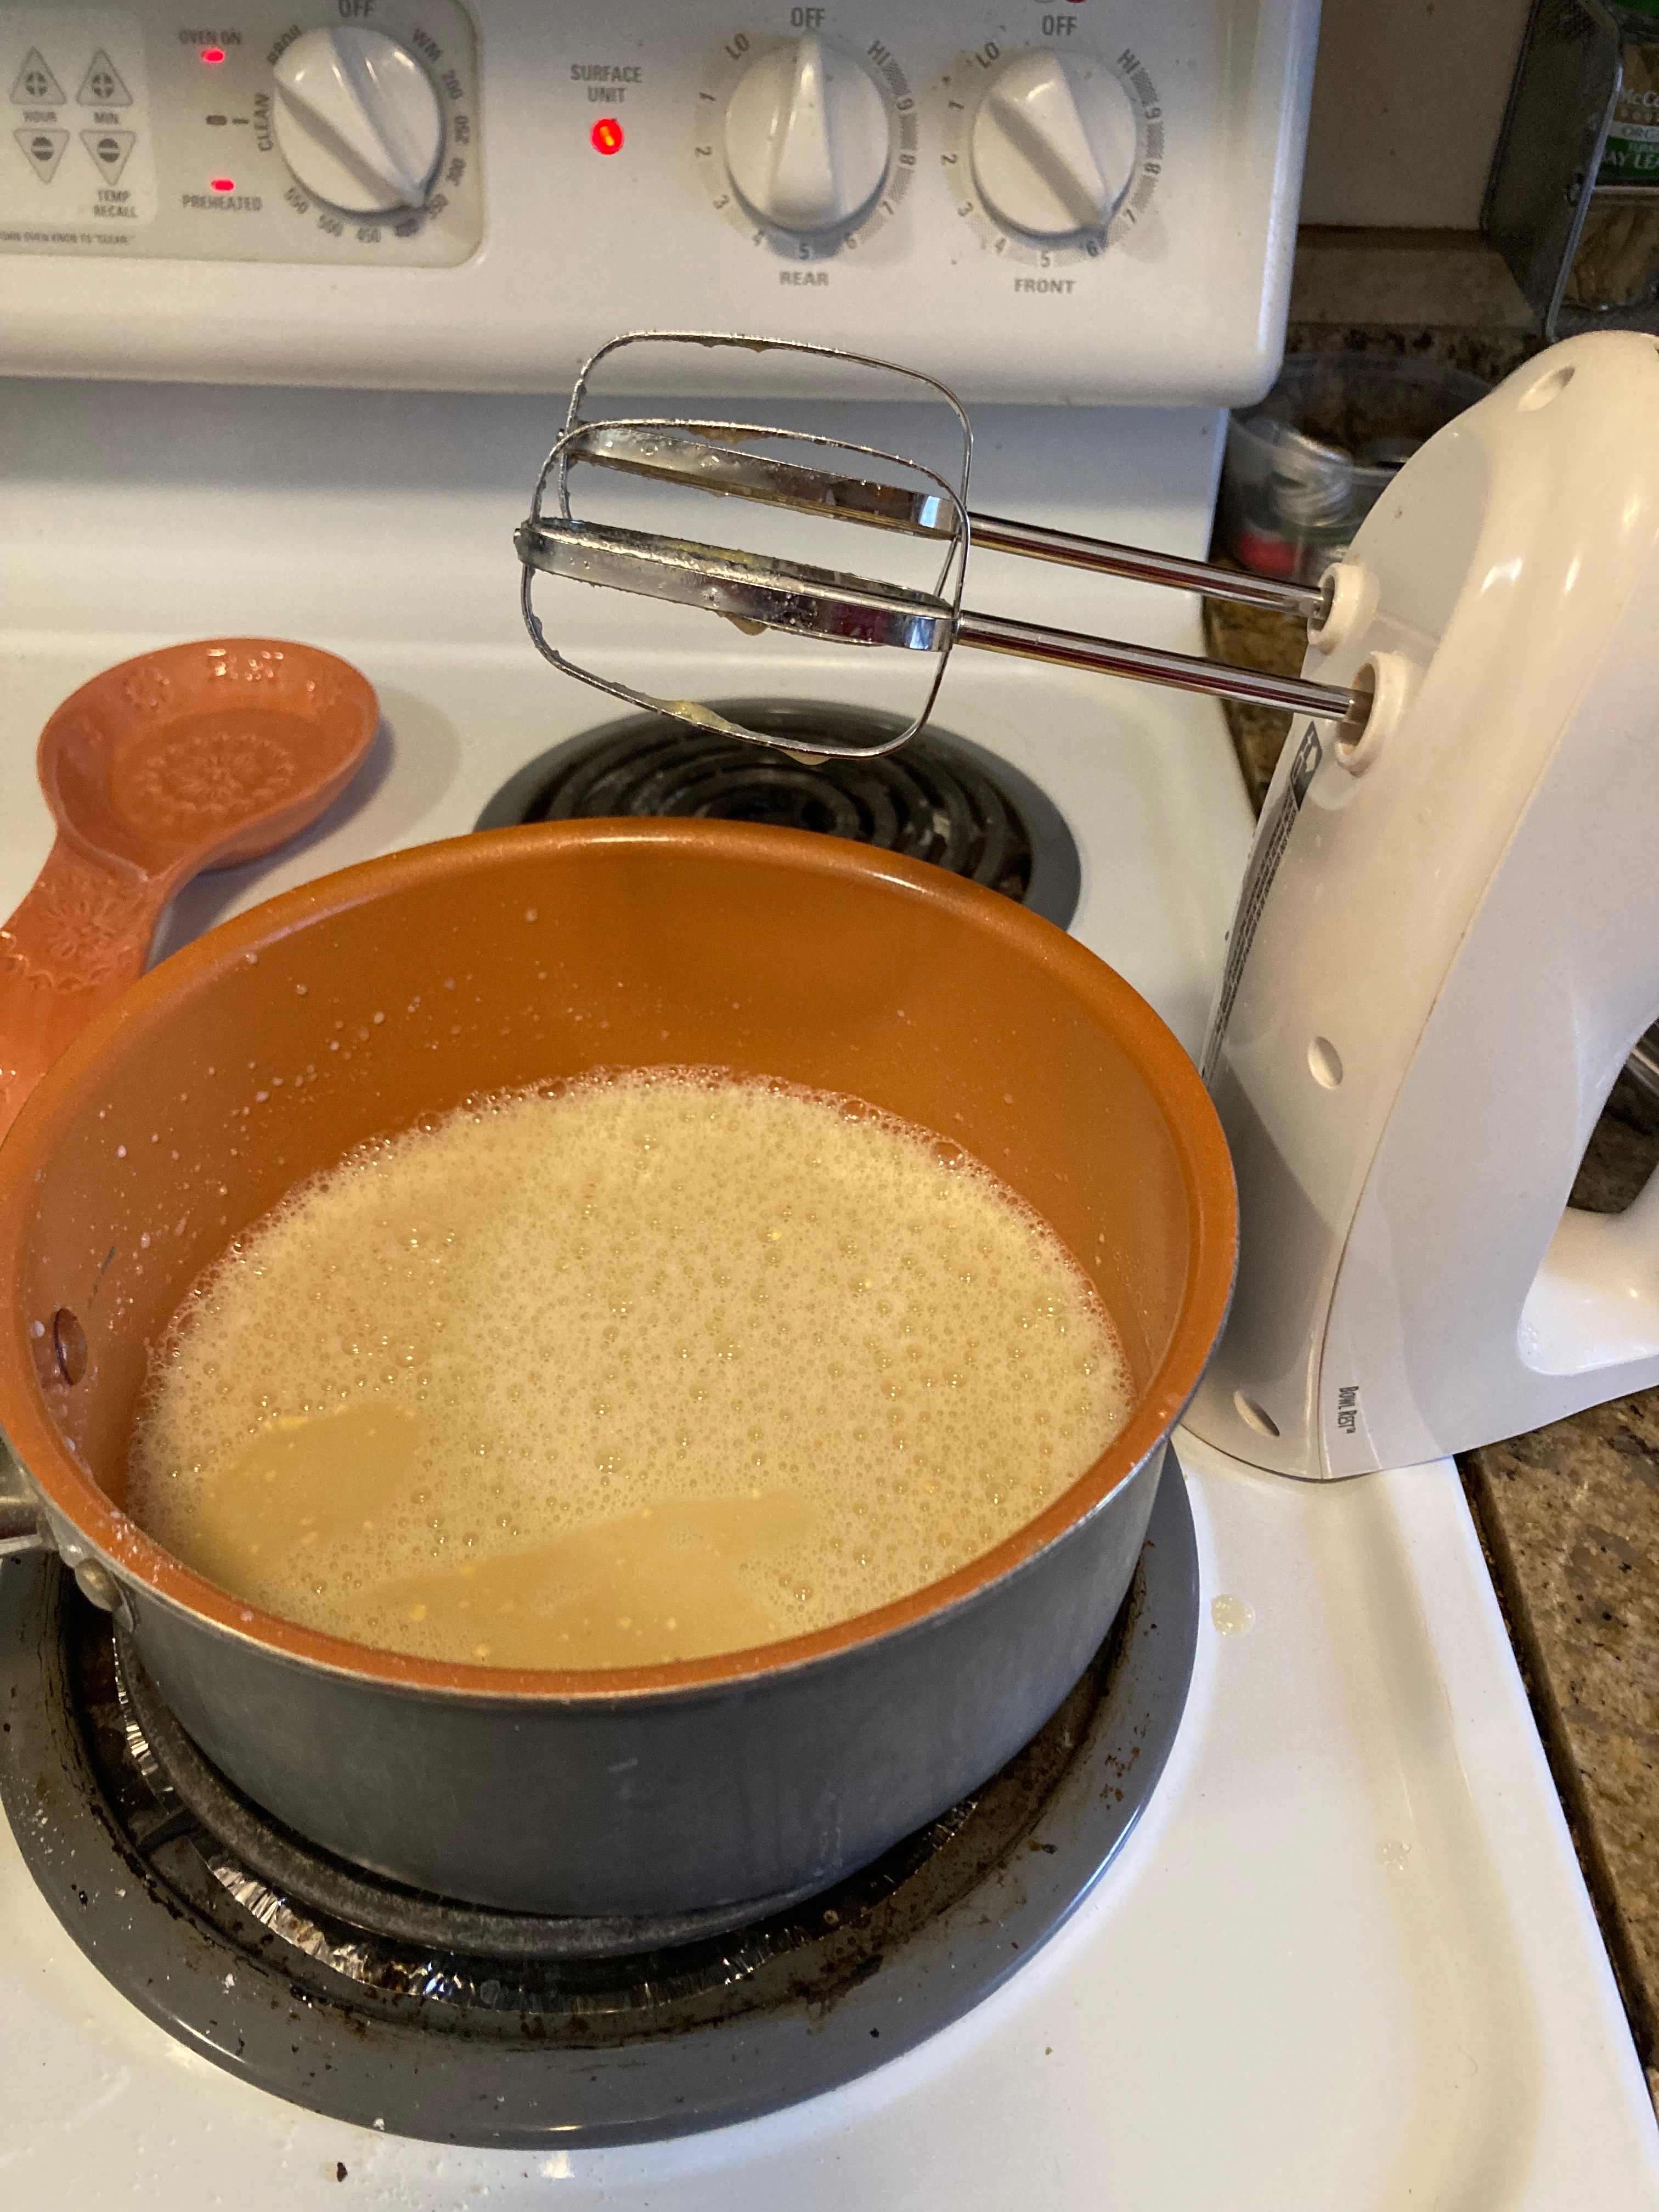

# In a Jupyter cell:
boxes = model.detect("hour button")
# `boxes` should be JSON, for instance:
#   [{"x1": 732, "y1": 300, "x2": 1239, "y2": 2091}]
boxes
[{"x1": 11, "y1": 49, "x2": 66, "y2": 106}]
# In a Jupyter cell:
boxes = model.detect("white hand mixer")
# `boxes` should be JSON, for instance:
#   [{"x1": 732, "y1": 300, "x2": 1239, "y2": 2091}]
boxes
[{"x1": 516, "y1": 326, "x2": 1659, "y2": 1479}]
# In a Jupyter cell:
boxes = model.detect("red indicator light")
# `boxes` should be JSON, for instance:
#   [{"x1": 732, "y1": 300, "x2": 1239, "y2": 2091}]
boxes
[
  {"x1": 590, "y1": 118, "x2": 624, "y2": 156},
  {"x1": 200, "y1": 46, "x2": 225, "y2": 63},
  {"x1": 210, "y1": 176, "x2": 235, "y2": 193}
]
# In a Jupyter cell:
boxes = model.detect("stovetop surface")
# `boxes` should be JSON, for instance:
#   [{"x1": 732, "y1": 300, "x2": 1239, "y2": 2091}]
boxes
[
  {"x1": 4, "y1": 1435, "x2": 1653, "y2": 2207},
  {"x1": 1, "y1": 379, "x2": 1655, "y2": 2206}
]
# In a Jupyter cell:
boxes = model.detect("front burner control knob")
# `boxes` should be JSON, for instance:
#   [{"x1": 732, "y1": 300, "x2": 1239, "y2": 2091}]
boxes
[
  {"x1": 724, "y1": 34, "x2": 890, "y2": 233},
  {"x1": 970, "y1": 47, "x2": 1137, "y2": 241},
  {"x1": 273, "y1": 25, "x2": 443, "y2": 215}
]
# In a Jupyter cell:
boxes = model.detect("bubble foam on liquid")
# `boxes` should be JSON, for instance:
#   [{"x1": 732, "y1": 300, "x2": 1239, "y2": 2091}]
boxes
[{"x1": 127, "y1": 1071, "x2": 1132, "y2": 1668}]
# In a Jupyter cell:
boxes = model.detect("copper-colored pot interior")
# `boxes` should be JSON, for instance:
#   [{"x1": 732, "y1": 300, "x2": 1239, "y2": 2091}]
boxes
[{"x1": 0, "y1": 821, "x2": 1234, "y2": 1683}]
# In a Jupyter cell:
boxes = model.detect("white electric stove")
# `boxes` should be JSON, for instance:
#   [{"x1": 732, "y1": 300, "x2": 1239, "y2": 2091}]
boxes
[{"x1": 1, "y1": 0, "x2": 1656, "y2": 2202}]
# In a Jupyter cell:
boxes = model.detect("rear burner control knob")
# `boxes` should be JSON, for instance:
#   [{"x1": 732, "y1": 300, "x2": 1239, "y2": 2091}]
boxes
[
  {"x1": 970, "y1": 48, "x2": 1137, "y2": 241},
  {"x1": 273, "y1": 26, "x2": 443, "y2": 215},
  {"x1": 724, "y1": 34, "x2": 890, "y2": 233}
]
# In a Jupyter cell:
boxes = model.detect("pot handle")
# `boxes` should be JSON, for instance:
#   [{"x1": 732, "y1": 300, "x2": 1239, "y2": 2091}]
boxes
[
  {"x1": 0, "y1": 836, "x2": 171, "y2": 1145},
  {"x1": 0, "y1": 1435, "x2": 51, "y2": 1560},
  {"x1": 0, "y1": 1442, "x2": 133, "y2": 1624}
]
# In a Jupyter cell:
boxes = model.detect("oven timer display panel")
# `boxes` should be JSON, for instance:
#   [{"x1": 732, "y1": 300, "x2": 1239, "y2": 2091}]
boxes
[{"x1": 0, "y1": 1, "x2": 482, "y2": 263}]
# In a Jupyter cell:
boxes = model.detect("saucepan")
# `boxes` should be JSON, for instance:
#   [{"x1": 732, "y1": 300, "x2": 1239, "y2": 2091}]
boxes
[{"x1": 0, "y1": 816, "x2": 1234, "y2": 1918}]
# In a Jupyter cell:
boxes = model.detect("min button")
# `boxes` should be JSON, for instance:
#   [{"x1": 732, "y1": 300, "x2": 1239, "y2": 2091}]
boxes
[{"x1": 76, "y1": 50, "x2": 132, "y2": 108}]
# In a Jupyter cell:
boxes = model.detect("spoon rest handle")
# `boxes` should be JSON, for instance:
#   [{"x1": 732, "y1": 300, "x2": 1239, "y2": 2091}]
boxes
[{"x1": 0, "y1": 836, "x2": 172, "y2": 1144}]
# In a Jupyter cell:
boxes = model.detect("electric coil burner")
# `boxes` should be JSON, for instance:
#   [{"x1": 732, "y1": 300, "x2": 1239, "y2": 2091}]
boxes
[
  {"x1": 475, "y1": 700, "x2": 1084, "y2": 928},
  {"x1": 0, "y1": 1451, "x2": 1195, "y2": 2150}
]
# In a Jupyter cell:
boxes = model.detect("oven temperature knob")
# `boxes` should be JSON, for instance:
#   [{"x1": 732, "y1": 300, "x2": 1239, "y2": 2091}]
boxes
[
  {"x1": 273, "y1": 26, "x2": 444, "y2": 215},
  {"x1": 724, "y1": 34, "x2": 890, "y2": 233},
  {"x1": 970, "y1": 48, "x2": 1137, "y2": 241}
]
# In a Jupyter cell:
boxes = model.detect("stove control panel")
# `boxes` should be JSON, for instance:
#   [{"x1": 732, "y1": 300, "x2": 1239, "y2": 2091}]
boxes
[
  {"x1": 0, "y1": 2, "x2": 481, "y2": 264},
  {"x1": 0, "y1": 1, "x2": 1320, "y2": 404}
]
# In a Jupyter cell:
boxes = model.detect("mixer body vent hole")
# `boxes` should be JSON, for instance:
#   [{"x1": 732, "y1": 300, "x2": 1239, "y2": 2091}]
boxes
[
  {"x1": 1234, "y1": 1392, "x2": 1280, "y2": 1438},
  {"x1": 1518, "y1": 363, "x2": 1575, "y2": 412},
  {"x1": 1308, "y1": 1038, "x2": 1344, "y2": 1089}
]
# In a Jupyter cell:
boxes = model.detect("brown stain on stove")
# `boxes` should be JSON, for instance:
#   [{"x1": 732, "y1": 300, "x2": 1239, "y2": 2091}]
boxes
[{"x1": 1100, "y1": 1737, "x2": 1144, "y2": 1804}]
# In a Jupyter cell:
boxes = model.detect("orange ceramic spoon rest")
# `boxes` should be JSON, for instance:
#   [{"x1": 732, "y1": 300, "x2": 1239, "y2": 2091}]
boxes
[{"x1": 0, "y1": 639, "x2": 378, "y2": 1143}]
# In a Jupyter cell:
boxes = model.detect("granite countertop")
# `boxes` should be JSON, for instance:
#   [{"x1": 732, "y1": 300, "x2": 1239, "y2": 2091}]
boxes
[{"x1": 1205, "y1": 591, "x2": 1659, "y2": 2104}]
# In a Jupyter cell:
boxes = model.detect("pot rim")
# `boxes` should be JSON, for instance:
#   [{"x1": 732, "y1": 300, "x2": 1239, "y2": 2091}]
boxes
[{"x1": 0, "y1": 818, "x2": 1237, "y2": 1702}]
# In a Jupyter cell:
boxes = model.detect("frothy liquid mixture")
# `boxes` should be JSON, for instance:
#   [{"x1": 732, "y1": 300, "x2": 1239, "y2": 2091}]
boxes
[{"x1": 128, "y1": 1074, "x2": 1131, "y2": 1668}]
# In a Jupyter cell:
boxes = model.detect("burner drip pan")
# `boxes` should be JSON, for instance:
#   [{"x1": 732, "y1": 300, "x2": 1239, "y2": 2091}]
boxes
[
  {"x1": 476, "y1": 700, "x2": 1082, "y2": 928},
  {"x1": 0, "y1": 1449, "x2": 1195, "y2": 2148}
]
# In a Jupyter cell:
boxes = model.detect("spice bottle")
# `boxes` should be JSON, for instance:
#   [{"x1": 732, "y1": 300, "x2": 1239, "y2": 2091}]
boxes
[{"x1": 1567, "y1": 0, "x2": 1659, "y2": 311}]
